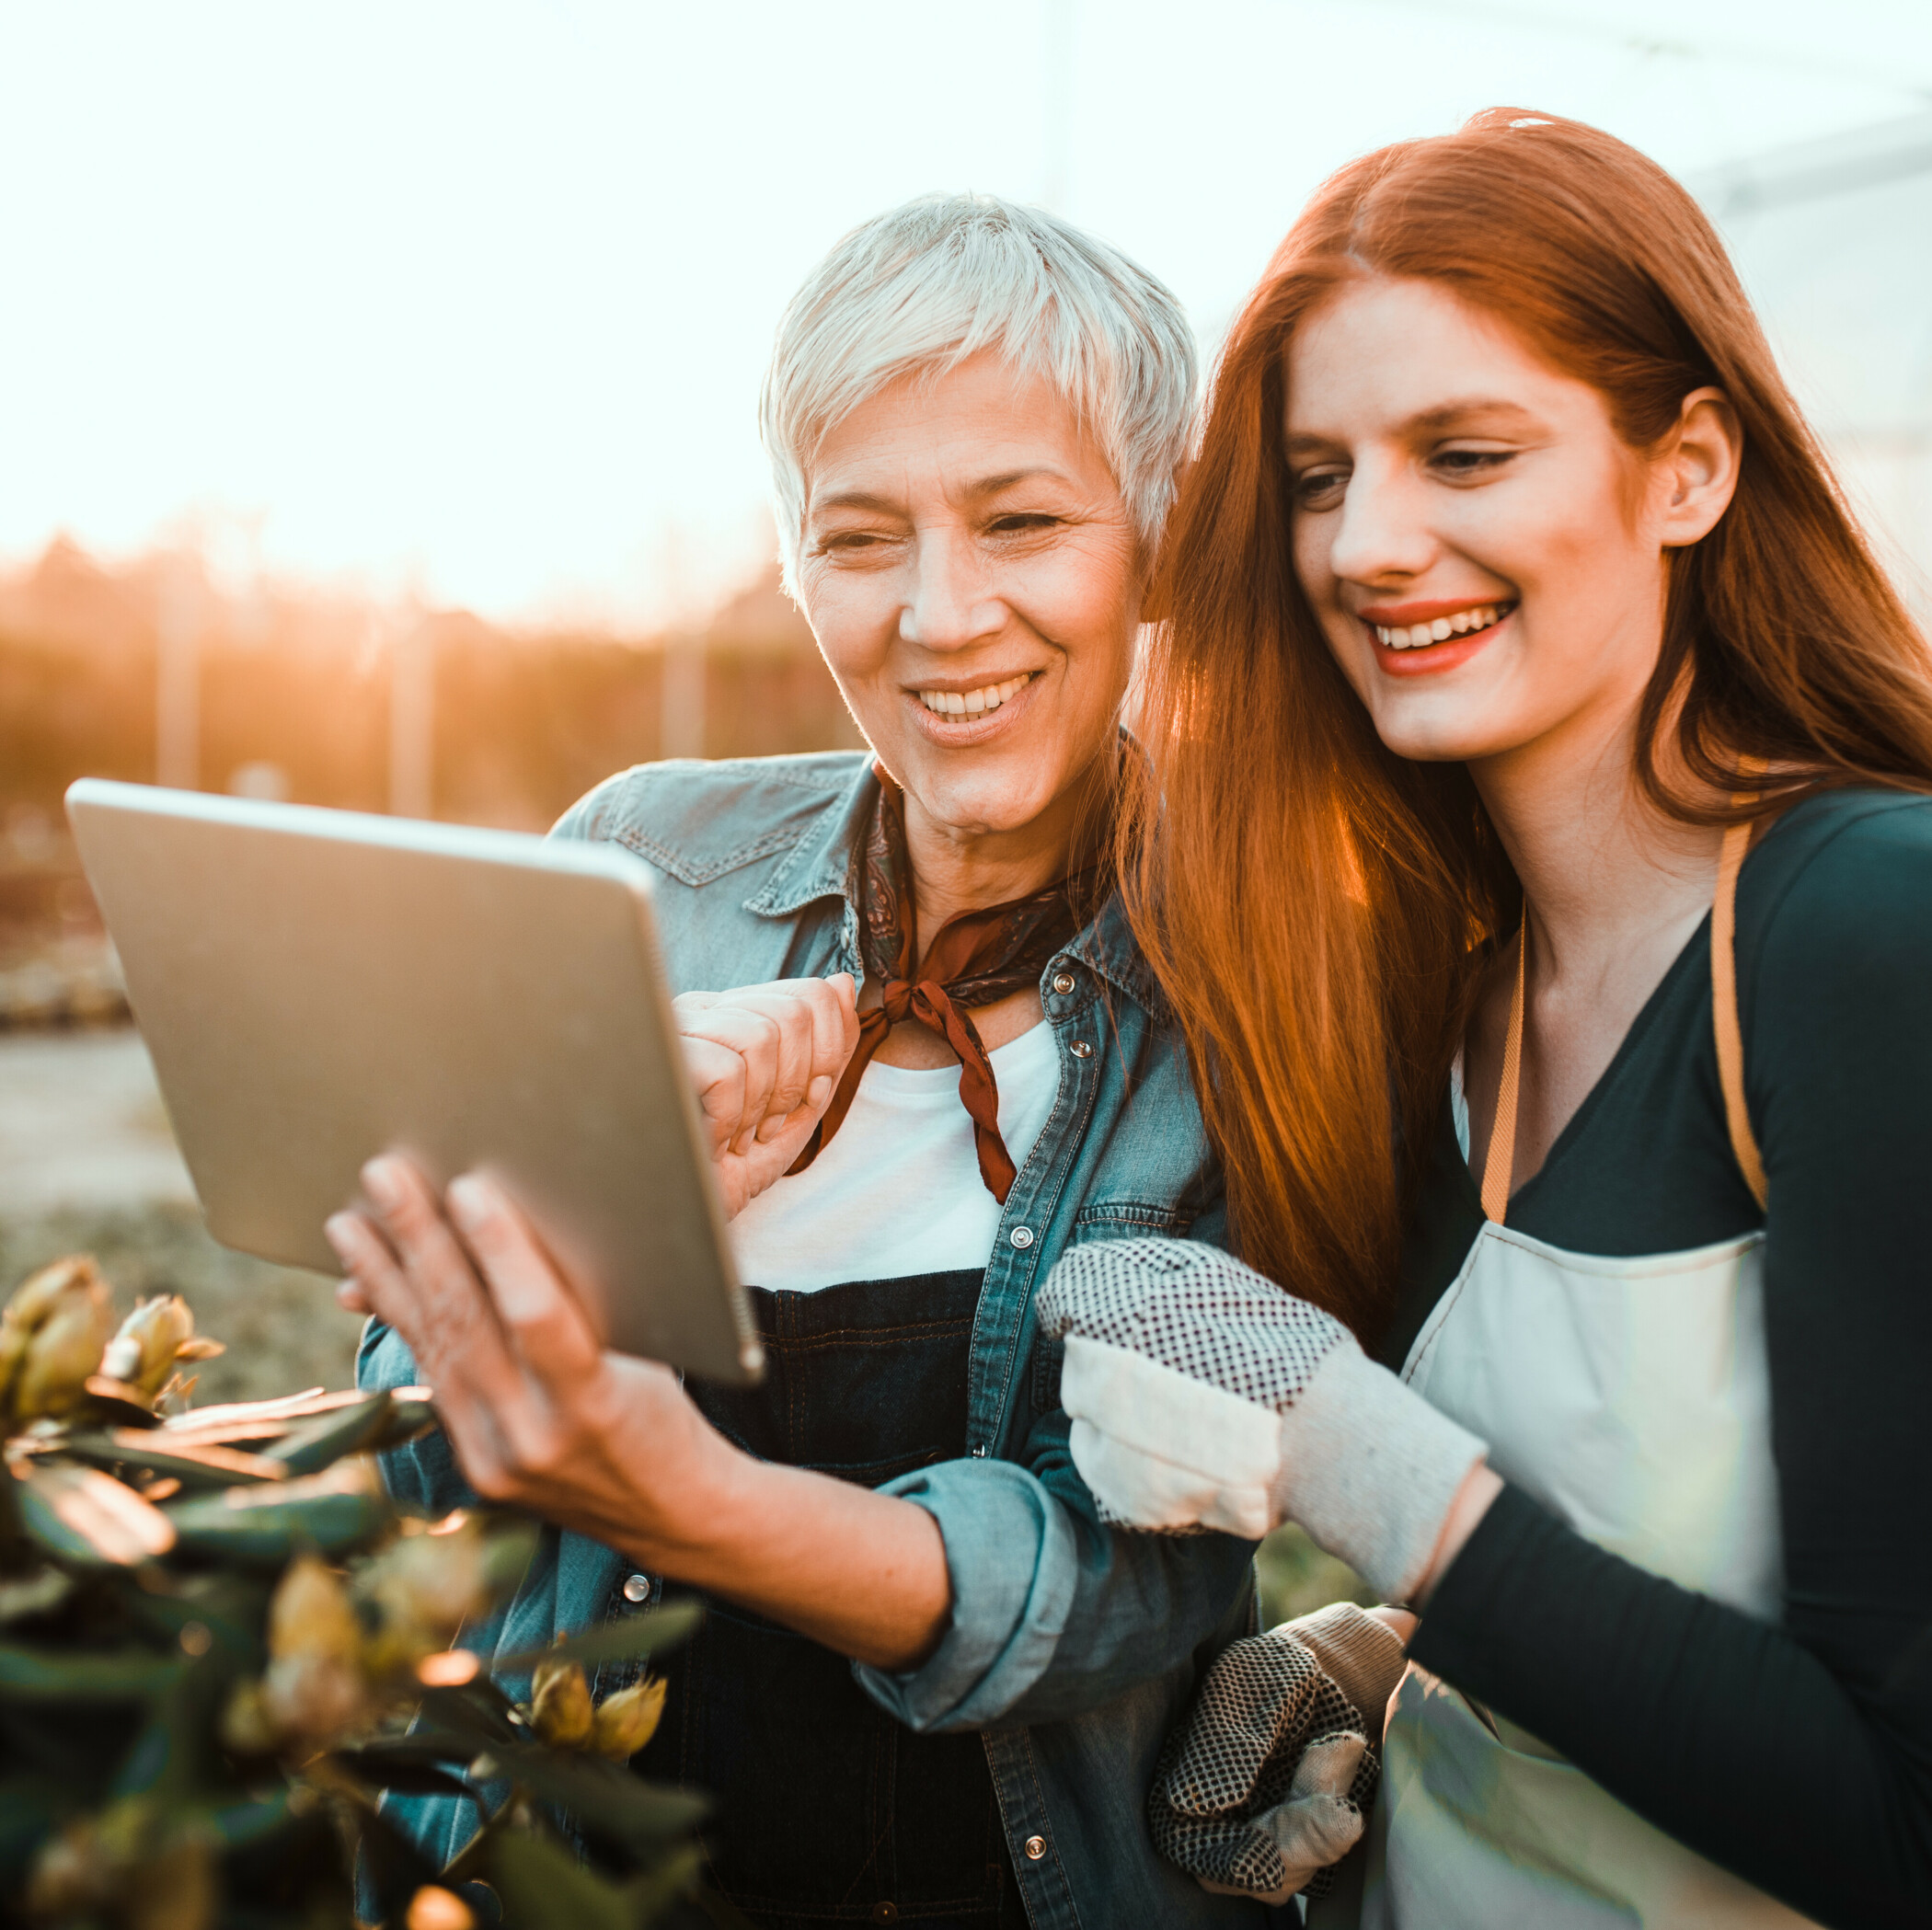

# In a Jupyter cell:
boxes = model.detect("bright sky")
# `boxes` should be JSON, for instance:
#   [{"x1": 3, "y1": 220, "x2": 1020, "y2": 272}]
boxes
[{"x1": 2, "y1": 0, "x2": 1929, "y2": 626}]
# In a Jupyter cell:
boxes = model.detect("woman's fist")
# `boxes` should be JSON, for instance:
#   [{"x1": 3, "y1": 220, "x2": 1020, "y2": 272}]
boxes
[{"x1": 675, "y1": 975, "x2": 859, "y2": 1218}]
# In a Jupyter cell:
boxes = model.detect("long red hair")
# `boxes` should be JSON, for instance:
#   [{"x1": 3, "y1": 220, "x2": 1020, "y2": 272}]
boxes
[{"x1": 1127, "y1": 109, "x2": 1932, "y2": 1340}]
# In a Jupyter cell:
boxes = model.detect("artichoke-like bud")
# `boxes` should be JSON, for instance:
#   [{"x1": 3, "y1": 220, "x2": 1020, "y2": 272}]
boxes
[
  {"x1": 218, "y1": 1677, "x2": 281, "y2": 1756},
  {"x1": 354, "y1": 1516, "x2": 491, "y2": 1675},
  {"x1": 99, "y1": 1293, "x2": 222, "y2": 1397},
  {"x1": 122, "y1": 1828, "x2": 216, "y2": 1930},
  {"x1": 25, "y1": 1797, "x2": 214, "y2": 1930},
  {"x1": 589, "y1": 1674, "x2": 666, "y2": 1760},
  {"x1": 24, "y1": 1816, "x2": 115, "y2": 1919},
  {"x1": 260, "y1": 1554, "x2": 367, "y2": 1744},
  {"x1": 529, "y1": 1656, "x2": 594, "y2": 1749},
  {"x1": 3, "y1": 1258, "x2": 112, "y2": 1427}
]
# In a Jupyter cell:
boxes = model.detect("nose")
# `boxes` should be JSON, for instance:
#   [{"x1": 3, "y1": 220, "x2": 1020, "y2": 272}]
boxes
[
  {"x1": 899, "y1": 527, "x2": 1003, "y2": 650},
  {"x1": 1324, "y1": 452, "x2": 1439, "y2": 589}
]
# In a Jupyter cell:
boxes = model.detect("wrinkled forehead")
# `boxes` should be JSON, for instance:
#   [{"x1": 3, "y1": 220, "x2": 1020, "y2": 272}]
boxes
[{"x1": 803, "y1": 350, "x2": 1121, "y2": 514}]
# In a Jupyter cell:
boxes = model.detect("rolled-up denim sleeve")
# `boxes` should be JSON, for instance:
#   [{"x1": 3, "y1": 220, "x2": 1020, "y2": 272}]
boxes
[{"x1": 856, "y1": 1415, "x2": 1255, "y2": 1733}]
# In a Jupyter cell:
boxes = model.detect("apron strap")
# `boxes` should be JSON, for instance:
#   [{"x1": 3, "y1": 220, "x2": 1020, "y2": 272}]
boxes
[
  {"x1": 1712, "y1": 813, "x2": 1768, "y2": 1210},
  {"x1": 1478, "y1": 777, "x2": 1771, "y2": 1226},
  {"x1": 1479, "y1": 918, "x2": 1527, "y2": 1224}
]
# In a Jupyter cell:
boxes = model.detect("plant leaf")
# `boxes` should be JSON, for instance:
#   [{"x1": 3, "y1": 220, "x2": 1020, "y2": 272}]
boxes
[
  {"x1": 627, "y1": 1844, "x2": 707, "y2": 1926},
  {"x1": 495, "y1": 1601, "x2": 702, "y2": 1673},
  {"x1": 0, "y1": 1567, "x2": 72, "y2": 1626},
  {"x1": 486, "y1": 1823, "x2": 642, "y2": 1930},
  {"x1": 416, "y1": 1679, "x2": 525, "y2": 1749},
  {"x1": 330, "y1": 1744, "x2": 475, "y2": 1798},
  {"x1": 19, "y1": 1463, "x2": 178, "y2": 1566},
  {"x1": 265, "y1": 1392, "x2": 398, "y2": 1476},
  {"x1": 0, "y1": 1642, "x2": 183, "y2": 1701},
  {"x1": 163, "y1": 1465, "x2": 391, "y2": 1565},
  {"x1": 57, "y1": 1429, "x2": 287, "y2": 1488},
  {"x1": 488, "y1": 1744, "x2": 707, "y2": 1851}
]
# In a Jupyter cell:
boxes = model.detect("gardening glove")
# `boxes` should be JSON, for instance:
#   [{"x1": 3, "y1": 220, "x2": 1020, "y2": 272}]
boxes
[
  {"x1": 1151, "y1": 1603, "x2": 1407, "y2": 1903},
  {"x1": 1034, "y1": 1237, "x2": 1486, "y2": 1603}
]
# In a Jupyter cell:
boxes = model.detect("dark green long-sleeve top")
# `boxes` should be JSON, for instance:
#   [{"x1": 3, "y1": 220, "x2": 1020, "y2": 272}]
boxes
[{"x1": 1386, "y1": 787, "x2": 1932, "y2": 1930}]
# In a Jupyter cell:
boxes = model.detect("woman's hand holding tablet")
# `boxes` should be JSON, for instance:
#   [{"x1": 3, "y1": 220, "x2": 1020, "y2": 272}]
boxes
[{"x1": 326, "y1": 1149, "x2": 951, "y2": 1670}]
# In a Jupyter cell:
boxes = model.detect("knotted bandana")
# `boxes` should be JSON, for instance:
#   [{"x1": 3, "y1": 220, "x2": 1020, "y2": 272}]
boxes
[{"x1": 787, "y1": 767, "x2": 1110, "y2": 1202}]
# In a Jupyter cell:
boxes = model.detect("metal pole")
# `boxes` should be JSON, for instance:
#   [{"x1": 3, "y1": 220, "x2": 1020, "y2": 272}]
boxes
[
  {"x1": 389, "y1": 619, "x2": 436, "y2": 818},
  {"x1": 660, "y1": 629, "x2": 707, "y2": 762},
  {"x1": 155, "y1": 563, "x2": 201, "y2": 790}
]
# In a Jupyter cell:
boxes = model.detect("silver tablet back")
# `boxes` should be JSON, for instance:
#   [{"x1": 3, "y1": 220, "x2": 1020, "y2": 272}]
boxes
[{"x1": 66, "y1": 779, "x2": 761, "y2": 1385}]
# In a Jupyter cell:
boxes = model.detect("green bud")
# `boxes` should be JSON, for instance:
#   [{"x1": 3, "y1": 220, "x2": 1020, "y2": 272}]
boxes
[
  {"x1": 8, "y1": 1265, "x2": 111, "y2": 1425},
  {"x1": 589, "y1": 1675, "x2": 666, "y2": 1759},
  {"x1": 530, "y1": 1656, "x2": 594, "y2": 1749}
]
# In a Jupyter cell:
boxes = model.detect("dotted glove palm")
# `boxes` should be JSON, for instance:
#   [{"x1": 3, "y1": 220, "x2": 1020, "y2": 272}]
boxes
[
  {"x1": 1034, "y1": 1238, "x2": 1486, "y2": 1603},
  {"x1": 1151, "y1": 1604, "x2": 1409, "y2": 1904}
]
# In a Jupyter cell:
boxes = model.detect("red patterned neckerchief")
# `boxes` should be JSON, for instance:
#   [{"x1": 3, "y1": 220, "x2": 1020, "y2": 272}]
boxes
[{"x1": 786, "y1": 766, "x2": 1110, "y2": 1202}]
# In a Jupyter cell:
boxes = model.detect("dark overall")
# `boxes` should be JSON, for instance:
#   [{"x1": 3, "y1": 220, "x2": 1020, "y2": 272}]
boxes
[{"x1": 633, "y1": 1271, "x2": 1028, "y2": 1928}]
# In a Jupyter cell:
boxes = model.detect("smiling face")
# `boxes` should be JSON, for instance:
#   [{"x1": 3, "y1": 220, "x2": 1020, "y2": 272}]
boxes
[
  {"x1": 796, "y1": 352, "x2": 1144, "y2": 873},
  {"x1": 1286, "y1": 276, "x2": 1726, "y2": 776}
]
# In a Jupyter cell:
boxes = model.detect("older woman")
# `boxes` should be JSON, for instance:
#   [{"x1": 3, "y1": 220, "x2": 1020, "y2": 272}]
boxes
[{"x1": 335, "y1": 196, "x2": 1269, "y2": 1928}]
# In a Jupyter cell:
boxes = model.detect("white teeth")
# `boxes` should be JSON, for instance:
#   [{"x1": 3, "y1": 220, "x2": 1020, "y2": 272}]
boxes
[
  {"x1": 1371, "y1": 604, "x2": 1510, "y2": 649},
  {"x1": 916, "y1": 673, "x2": 1032, "y2": 718}
]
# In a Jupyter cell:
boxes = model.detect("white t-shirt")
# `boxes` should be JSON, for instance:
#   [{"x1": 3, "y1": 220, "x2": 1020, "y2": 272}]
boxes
[{"x1": 729, "y1": 1018, "x2": 1062, "y2": 1292}]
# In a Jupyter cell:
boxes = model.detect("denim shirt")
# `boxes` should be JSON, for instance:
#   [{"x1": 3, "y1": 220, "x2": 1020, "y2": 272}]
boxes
[{"x1": 361, "y1": 751, "x2": 1270, "y2": 1930}]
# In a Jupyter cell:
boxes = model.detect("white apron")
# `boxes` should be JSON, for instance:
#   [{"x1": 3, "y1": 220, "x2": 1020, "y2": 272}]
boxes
[{"x1": 1356, "y1": 1216, "x2": 1818, "y2": 1928}]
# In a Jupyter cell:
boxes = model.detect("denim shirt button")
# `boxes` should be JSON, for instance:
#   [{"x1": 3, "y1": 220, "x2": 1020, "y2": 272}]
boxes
[
  {"x1": 1024, "y1": 1835, "x2": 1048, "y2": 1861},
  {"x1": 1069, "y1": 1040, "x2": 1093, "y2": 1059},
  {"x1": 1009, "y1": 1226, "x2": 1034, "y2": 1248},
  {"x1": 1052, "y1": 971, "x2": 1075, "y2": 995},
  {"x1": 621, "y1": 1573, "x2": 650, "y2": 1604}
]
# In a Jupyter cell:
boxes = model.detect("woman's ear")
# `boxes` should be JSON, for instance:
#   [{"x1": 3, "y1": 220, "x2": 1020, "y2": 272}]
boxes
[{"x1": 1659, "y1": 387, "x2": 1743, "y2": 548}]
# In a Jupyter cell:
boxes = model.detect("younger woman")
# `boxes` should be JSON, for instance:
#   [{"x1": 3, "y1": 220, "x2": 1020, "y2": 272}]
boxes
[{"x1": 1040, "y1": 111, "x2": 1932, "y2": 1926}]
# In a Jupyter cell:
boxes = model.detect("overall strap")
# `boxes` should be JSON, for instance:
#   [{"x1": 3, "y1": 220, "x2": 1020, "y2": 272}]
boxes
[{"x1": 1711, "y1": 816, "x2": 1768, "y2": 1210}]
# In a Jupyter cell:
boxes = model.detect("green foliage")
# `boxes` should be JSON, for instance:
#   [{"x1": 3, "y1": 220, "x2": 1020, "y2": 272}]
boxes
[
  {"x1": 1254, "y1": 1523, "x2": 1378, "y2": 1626},
  {"x1": 0, "y1": 1256, "x2": 717, "y2": 1930}
]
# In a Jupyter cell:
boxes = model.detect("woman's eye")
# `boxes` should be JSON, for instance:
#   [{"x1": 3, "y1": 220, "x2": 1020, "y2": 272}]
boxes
[
  {"x1": 1293, "y1": 470, "x2": 1349, "y2": 510},
  {"x1": 1432, "y1": 449, "x2": 1515, "y2": 480},
  {"x1": 987, "y1": 512, "x2": 1058, "y2": 534}
]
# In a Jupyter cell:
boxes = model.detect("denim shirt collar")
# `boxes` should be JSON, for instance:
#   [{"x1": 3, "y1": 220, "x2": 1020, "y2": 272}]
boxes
[{"x1": 741, "y1": 751, "x2": 1167, "y2": 1018}]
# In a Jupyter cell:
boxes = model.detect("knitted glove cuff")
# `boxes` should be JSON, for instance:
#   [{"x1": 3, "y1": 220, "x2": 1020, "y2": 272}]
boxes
[
  {"x1": 1281, "y1": 1603, "x2": 1409, "y2": 1741},
  {"x1": 1276, "y1": 1346, "x2": 1487, "y2": 1604}
]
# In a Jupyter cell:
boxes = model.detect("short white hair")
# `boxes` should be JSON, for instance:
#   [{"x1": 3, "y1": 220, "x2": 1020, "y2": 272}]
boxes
[{"x1": 761, "y1": 193, "x2": 1197, "y2": 593}]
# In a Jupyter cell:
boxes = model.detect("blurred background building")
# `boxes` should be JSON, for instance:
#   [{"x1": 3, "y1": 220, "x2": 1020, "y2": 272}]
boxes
[{"x1": 1697, "y1": 109, "x2": 1932, "y2": 626}]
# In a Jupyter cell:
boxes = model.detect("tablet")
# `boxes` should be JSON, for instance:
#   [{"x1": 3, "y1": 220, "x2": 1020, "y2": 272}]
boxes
[{"x1": 65, "y1": 779, "x2": 762, "y2": 1385}]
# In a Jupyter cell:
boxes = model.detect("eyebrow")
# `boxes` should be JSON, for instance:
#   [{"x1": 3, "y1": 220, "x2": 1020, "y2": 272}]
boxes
[
  {"x1": 1285, "y1": 397, "x2": 1545, "y2": 455},
  {"x1": 810, "y1": 466, "x2": 1070, "y2": 517}
]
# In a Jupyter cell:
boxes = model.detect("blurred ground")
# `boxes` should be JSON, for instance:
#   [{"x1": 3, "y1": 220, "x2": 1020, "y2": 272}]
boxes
[{"x1": 0, "y1": 1028, "x2": 363, "y2": 1401}]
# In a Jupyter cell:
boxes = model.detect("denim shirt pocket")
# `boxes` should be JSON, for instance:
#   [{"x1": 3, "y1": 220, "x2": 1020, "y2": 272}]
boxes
[
  {"x1": 1029, "y1": 1201, "x2": 1186, "y2": 1411},
  {"x1": 1071, "y1": 1199, "x2": 1188, "y2": 1240}
]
